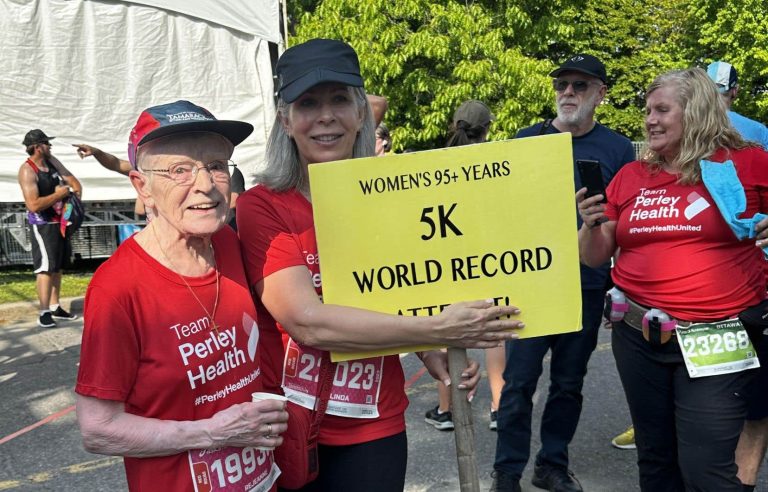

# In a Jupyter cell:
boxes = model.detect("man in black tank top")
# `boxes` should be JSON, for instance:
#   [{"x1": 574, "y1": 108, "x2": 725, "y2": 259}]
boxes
[{"x1": 17, "y1": 129, "x2": 82, "y2": 328}]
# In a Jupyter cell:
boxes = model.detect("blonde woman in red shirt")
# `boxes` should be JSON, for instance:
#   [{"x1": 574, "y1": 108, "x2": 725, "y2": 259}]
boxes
[{"x1": 578, "y1": 67, "x2": 768, "y2": 492}]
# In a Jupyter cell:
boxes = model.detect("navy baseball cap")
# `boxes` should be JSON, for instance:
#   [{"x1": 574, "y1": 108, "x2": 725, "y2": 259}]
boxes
[
  {"x1": 549, "y1": 54, "x2": 607, "y2": 84},
  {"x1": 276, "y1": 39, "x2": 364, "y2": 103},
  {"x1": 128, "y1": 100, "x2": 253, "y2": 167}
]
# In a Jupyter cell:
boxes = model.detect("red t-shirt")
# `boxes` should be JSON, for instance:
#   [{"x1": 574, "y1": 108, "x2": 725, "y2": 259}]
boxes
[
  {"x1": 237, "y1": 185, "x2": 407, "y2": 446},
  {"x1": 76, "y1": 228, "x2": 279, "y2": 491},
  {"x1": 605, "y1": 147, "x2": 768, "y2": 320}
]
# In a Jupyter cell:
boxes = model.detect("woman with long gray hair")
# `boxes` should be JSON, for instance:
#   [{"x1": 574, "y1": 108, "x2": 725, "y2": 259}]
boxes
[{"x1": 237, "y1": 38, "x2": 524, "y2": 491}]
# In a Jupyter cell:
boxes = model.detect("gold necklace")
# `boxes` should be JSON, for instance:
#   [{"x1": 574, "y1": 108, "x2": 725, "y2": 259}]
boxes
[{"x1": 150, "y1": 224, "x2": 220, "y2": 334}]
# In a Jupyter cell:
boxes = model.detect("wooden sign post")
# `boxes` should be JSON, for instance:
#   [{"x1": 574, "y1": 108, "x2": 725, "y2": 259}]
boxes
[{"x1": 449, "y1": 347, "x2": 480, "y2": 492}]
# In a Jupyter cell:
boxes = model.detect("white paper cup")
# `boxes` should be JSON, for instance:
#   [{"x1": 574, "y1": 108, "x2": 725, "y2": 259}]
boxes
[
  {"x1": 251, "y1": 392, "x2": 288, "y2": 451},
  {"x1": 251, "y1": 392, "x2": 288, "y2": 403}
]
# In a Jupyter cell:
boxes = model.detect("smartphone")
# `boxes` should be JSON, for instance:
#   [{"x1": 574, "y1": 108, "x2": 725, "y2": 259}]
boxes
[{"x1": 576, "y1": 159, "x2": 606, "y2": 203}]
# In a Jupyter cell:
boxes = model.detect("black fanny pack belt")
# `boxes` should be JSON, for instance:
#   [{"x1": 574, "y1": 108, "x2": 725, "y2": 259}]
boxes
[{"x1": 622, "y1": 297, "x2": 691, "y2": 333}]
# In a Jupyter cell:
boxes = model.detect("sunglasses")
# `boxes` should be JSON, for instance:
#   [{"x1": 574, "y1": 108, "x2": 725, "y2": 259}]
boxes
[{"x1": 552, "y1": 79, "x2": 601, "y2": 93}]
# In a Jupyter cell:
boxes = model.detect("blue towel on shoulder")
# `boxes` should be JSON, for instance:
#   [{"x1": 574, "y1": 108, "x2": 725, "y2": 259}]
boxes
[{"x1": 700, "y1": 159, "x2": 767, "y2": 255}]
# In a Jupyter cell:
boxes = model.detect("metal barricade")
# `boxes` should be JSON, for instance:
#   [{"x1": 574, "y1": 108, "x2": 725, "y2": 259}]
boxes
[{"x1": 0, "y1": 200, "x2": 144, "y2": 267}]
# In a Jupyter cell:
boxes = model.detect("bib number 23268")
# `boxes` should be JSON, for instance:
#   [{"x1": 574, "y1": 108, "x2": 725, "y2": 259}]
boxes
[{"x1": 676, "y1": 319, "x2": 760, "y2": 378}]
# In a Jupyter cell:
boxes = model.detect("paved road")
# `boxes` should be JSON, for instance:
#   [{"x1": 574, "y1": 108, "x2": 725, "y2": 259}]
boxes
[{"x1": 1, "y1": 303, "x2": 766, "y2": 491}]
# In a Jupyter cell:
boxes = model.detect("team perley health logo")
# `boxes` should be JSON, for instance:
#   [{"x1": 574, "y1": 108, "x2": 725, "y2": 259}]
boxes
[
  {"x1": 172, "y1": 312, "x2": 260, "y2": 391},
  {"x1": 684, "y1": 191, "x2": 710, "y2": 219},
  {"x1": 630, "y1": 187, "x2": 710, "y2": 222},
  {"x1": 627, "y1": 188, "x2": 710, "y2": 234},
  {"x1": 243, "y1": 312, "x2": 259, "y2": 362}
]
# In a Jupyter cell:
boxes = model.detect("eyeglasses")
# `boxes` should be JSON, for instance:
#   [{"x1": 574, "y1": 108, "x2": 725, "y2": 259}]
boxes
[
  {"x1": 142, "y1": 159, "x2": 236, "y2": 185},
  {"x1": 552, "y1": 79, "x2": 602, "y2": 93}
]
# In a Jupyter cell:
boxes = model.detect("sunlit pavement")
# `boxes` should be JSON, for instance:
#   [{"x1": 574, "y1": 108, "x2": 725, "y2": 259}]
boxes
[{"x1": 1, "y1": 301, "x2": 766, "y2": 491}]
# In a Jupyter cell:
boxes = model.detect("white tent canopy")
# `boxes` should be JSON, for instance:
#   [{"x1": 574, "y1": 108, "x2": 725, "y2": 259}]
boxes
[{"x1": 0, "y1": 0, "x2": 280, "y2": 203}]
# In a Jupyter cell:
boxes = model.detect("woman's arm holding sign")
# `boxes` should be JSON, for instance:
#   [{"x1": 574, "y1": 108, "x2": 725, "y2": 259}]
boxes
[{"x1": 256, "y1": 266, "x2": 523, "y2": 353}]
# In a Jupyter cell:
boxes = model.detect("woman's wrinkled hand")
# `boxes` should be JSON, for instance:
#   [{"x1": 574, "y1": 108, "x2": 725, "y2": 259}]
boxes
[
  {"x1": 420, "y1": 350, "x2": 482, "y2": 402},
  {"x1": 433, "y1": 299, "x2": 523, "y2": 349},
  {"x1": 576, "y1": 187, "x2": 607, "y2": 229},
  {"x1": 207, "y1": 398, "x2": 289, "y2": 450}
]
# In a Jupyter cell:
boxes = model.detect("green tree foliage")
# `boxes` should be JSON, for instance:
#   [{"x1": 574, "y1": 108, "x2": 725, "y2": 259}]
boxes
[
  {"x1": 290, "y1": 0, "x2": 768, "y2": 148},
  {"x1": 685, "y1": 0, "x2": 768, "y2": 122},
  {"x1": 558, "y1": 0, "x2": 690, "y2": 140},
  {"x1": 285, "y1": 0, "x2": 321, "y2": 35},
  {"x1": 293, "y1": 0, "x2": 566, "y2": 150}
]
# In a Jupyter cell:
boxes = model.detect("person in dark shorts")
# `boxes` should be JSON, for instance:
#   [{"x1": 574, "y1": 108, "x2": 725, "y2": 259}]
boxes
[{"x1": 17, "y1": 129, "x2": 82, "y2": 328}]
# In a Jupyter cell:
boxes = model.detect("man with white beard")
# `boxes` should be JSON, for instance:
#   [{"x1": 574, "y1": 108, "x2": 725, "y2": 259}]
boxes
[{"x1": 492, "y1": 54, "x2": 635, "y2": 492}]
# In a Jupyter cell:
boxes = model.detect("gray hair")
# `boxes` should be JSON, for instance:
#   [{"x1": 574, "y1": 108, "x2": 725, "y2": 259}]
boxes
[{"x1": 256, "y1": 86, "x2": 376, "y2": 193}]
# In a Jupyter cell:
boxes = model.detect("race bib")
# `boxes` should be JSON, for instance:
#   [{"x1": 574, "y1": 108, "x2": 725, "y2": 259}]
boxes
[
  {"x1": 282, "y1": 339, "x2": 383, "y2": 418},
  {"x1": 676, "y1": 319, "x2": 760, "y2": 378},
  {"x1": 188, "y1": 446, "x2": 279, "y2": 492}
]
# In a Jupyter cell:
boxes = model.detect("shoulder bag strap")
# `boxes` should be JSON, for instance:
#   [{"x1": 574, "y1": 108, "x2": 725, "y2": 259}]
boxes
[
  {"x1": 538, "y1": 119, "x2": 553, "y2": 136},
  {"x1": 308, "y1": 351, "x2": 335, "y2": 441}
]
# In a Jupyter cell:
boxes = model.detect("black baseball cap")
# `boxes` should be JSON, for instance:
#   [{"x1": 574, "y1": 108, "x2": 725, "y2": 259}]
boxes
[
  {"x1": 549, "y1": 54, "x2": 607, "y2": 84},
  {"x1": 276, "y1": 39, "x2": 364, "y2": 103},
  {"x1": 22, "y1": 129, "x2": 55, "y2": 146}
]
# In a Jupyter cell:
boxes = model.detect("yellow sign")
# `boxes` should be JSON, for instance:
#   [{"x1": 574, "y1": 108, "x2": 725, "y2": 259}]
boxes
[{"x1": 308, "y1": 134, "x2": 581, "y2": 362}]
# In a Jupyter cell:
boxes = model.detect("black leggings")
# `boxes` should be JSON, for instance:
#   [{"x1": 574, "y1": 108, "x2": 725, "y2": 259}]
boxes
[
  {"x1": 284, "y1": 431, "x2": 407, "y2": 492},
  {"x1": 612, "y1": 321, "x2": 754, "y2": 492}
]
